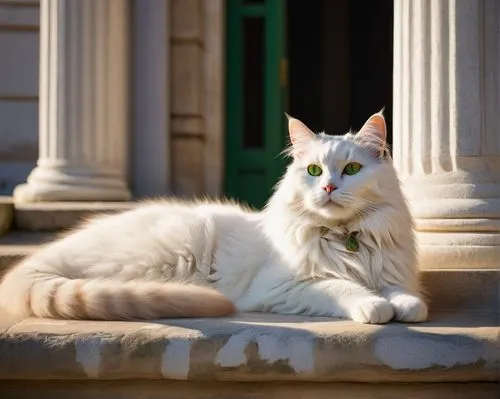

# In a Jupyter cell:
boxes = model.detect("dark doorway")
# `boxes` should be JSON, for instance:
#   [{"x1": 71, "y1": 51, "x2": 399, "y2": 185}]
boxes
[
  {"x1": 224, "y1": 0, "x2": 394, "y2": 209},
  {"x1": 287, "y1": 0, "x2": 394, "y2": 145}
]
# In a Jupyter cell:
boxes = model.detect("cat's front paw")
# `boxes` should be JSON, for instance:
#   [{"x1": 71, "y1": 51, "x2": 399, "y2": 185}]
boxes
[
  {"x1": 390, "y1": 295, "x2": 428, "y2": 322},
  {"x1": 349, "y1": 297, "x2": 394, "y2": 324}
]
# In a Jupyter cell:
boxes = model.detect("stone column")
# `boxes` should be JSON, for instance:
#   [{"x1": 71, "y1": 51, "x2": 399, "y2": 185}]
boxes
[
  {"x1": 14, "y1": 0, "x2": 131, "y2": 202},
  {"x1": 393, "y1": 0, "x2": 500, "y2": 269}
]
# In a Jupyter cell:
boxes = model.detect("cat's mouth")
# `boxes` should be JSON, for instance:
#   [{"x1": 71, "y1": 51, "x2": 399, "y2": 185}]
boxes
[{"x1": 323, "y1": 198, "x2": 344, "y2": 209}]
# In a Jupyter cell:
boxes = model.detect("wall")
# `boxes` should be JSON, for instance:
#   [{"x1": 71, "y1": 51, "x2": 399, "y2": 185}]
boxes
[
  {"x1": 170, "y1": 0, "x2": 224, "y2": 198},
  {"x1": 0, "y1": 0, "x2": 226, "y2": 199},
  {"x1": 0, "y1": 0, "x2": 39, "y2": 195}
]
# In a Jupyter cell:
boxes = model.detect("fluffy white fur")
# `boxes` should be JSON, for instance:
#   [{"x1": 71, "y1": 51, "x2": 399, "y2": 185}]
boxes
[{"x1": 0, "y1": 112, "x2": 428, "y2": 324}]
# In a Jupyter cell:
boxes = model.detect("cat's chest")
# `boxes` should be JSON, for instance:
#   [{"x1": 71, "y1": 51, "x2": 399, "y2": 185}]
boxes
[
  {"x1": 320, "y1": 226, "x2": 365, "y2": 253},
  {"x1": 316, "y1": 227, "x2": 387, "y2": 286},
  {"x1": 318, "y1": 226, "x2": 389, "y2": 271}
]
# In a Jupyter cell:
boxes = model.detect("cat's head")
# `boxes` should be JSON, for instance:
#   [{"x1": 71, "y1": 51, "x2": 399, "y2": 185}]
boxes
[{"x1": 280, "y1": 111, "x2": 395, "y2": 223}]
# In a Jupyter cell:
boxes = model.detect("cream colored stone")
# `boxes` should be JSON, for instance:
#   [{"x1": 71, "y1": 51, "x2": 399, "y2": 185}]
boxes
[
  {"x1": 0, "y1": 311, "x2": 498, "y2": 382},
  {"x1": 393, "y1": 0, "x2": 500, "y2": 269},
  {"x1": 169, "y1": 6, "x2": 204, "y2": 195},
  {"x1": 14, "y1": 0, "x2": 131, "y2": 202},
  {"x1": 171, "y1": 44, "x2": 203, "y2": 115},
  {"x1": 14, "y1": 201, "x2": 135, "y2": 231},
  {"x1": 171, "y1": 137, "x2": 204, "y2": 195},
  {"x1": 169, "y1": 0, "x2": 221, "y2": 196},
  {"x1": 171, "y1": 0, "x2": 202, "y2": 40},
  {"x1": 171, "y1": 116, "x2": 204, "y2": 137},
  {"x1": 203, "y1": 0, "x2": 225, "y2": 196}
]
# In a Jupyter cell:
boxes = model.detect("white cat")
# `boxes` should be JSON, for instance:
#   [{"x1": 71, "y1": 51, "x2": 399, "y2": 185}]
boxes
[{"x1": 0, "y1": 112, "x2": 428, "y2": 324}]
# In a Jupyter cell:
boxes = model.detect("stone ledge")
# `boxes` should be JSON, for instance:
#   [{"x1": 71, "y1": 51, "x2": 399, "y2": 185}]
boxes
[
  {"x1": 14, "y1": 201, "x2": 137, "y2": 231},
  {"x1": 0, "y1": 197, "x2": 13, "y2": 238},
  {"x1": 0, "y1": 231, "x2": 55, "y2": 273},
  {"x1": 0, "y1": 311, "x2": 498, "y2": 383},
  {"x1": 0, "y1": 381, "x2": 499, "y2": 399}
]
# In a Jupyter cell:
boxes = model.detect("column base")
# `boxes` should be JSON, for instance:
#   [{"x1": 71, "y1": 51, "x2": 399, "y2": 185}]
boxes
[
  {"x1": 13, "y1": 166, "x2": 131, "y2": 203},
  {"x1": 417, "y1": 228, "x2": 500, "y2": 270},
  {"x1": 402, "y1": 173, "x2": 500, "y2": 269},
  {"x1": 402, "y1": 171, "x2": 500, "y2": 219}
]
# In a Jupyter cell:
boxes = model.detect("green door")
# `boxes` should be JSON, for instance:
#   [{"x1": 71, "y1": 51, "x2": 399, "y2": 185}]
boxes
[{"x1": 225, "y1": 0, "x2": 288, "y2": 209}]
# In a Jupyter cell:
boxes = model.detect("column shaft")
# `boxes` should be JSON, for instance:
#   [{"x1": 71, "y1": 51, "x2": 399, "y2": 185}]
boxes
[
  {"x1": 14, "y1": 0, "x2": 131, "y2": 202},
  {"x1": 393, "y1": 0, "x2": 500, "y2": 269}
]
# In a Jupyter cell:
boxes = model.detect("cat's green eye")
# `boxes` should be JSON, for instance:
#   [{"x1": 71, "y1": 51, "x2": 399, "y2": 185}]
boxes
[
  {"x1": 343, "y1": 162, "x2": 363, "y2": 176},
  {"x1": 307, "y1": 164, "x2": 323, "y2": 176}
]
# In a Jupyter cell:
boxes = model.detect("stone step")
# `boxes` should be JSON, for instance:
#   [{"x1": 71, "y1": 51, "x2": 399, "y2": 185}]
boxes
[
  {"x1": 0, "y1": 230, "x2": 498, "y2": 312},
  {"x1": 0, "y1": 310, "x2": 498, "y2": 385},
  {"x1": 13, "y1": 201, "x2": 137, "y2": 232},
  {"x1": 0, "y1": 381, "x2": 499, "y2": 399},
  {"x1": 0, "y1": 231, "x2": 56, "y2": 274},
  {"x1": 0, "y1": 197, "x2": 13, "y2": 238}
]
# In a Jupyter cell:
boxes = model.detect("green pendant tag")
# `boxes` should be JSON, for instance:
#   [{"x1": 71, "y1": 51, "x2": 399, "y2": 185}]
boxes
[{"x1": 346, "y1": 231, "x2": 360, "y2": 252}]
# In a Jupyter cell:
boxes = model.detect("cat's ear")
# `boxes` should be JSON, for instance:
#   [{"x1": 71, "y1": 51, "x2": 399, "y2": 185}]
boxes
[
  {"x1": 286, "y1": 114, "x2": 315, "y2": 156},
  {"x1": 356, "y1": 110, "x2": 387, "y2": 158}
]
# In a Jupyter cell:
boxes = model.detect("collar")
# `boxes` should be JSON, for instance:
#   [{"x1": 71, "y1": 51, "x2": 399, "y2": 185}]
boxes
[{"x1": 320, "y1": 225, "x2": 360, "y2": 252}]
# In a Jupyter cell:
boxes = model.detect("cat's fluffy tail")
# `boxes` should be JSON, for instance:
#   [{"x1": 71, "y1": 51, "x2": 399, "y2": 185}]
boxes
[{"x1": 0, "y1": 270, "x2": 236, "y2": 320}]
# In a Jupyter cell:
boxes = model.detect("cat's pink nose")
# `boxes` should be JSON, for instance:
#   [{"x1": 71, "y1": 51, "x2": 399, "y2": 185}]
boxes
[{"x1": 323, "y1": 184, "x2": 336, "y2": 194}]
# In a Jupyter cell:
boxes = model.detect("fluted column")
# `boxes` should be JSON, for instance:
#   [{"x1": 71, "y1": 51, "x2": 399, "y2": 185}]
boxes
[
  {"x1": 14, "y1": 0, "x2": 131, "y2": 202},
  {"x1": 393, "y1": 0, "x2": 500, "y2": 269}
]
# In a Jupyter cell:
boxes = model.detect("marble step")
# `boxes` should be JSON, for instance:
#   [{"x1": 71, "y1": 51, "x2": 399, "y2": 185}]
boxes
[
  {"x1": 0, "y1": 310, "x2": 498, "y2": 385},
  {"x1": 0, "y1": 198, "x2": 138, "y2": 235},
  {"x1": 13, "y1": 201, "x2": 136, "y2": 231}
]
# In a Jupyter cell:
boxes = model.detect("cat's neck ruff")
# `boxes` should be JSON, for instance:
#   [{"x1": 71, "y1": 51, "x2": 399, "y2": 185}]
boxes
[{"x1": 261, "y1": 195, "x2": 364, "y2": 267}]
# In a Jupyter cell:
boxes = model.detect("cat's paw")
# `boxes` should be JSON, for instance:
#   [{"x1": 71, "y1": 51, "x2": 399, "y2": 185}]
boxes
[
  {"x1": 349, "y1": 297, "x2": 394, "y2": 324},
  {"x1": 390, "y1": 295, "x2": 428, "y2": 322}
]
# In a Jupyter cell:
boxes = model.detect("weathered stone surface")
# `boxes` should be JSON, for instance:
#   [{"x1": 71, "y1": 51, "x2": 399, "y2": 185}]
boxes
[
  {"x1": 171, "y1": 43, "x2": 203, "y2": 115},
  {"x1": 171, "y1": 0, "x2": 203, "y2": 40},
  {"x1": 0, "y1": 380, "x2": 499, "y2": 399},
  {"x1": 202, "y1": 0, "x2": 225, "y2": 197},
  {"x1": 0, "y1": 311, "x2": 498, "y2": 382},
  {"x1": 171, "y1": 137, "x2": 204, "y2": 196},
  {"x1": 171, "y1": 115, "x2": 204, "y2": 137},
  {"x1": 422, "y1": 269, "x2": 500, "y2": 312},
  {"x1": 14, "y1": 202, "x2": 136, "y2": 231}
]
